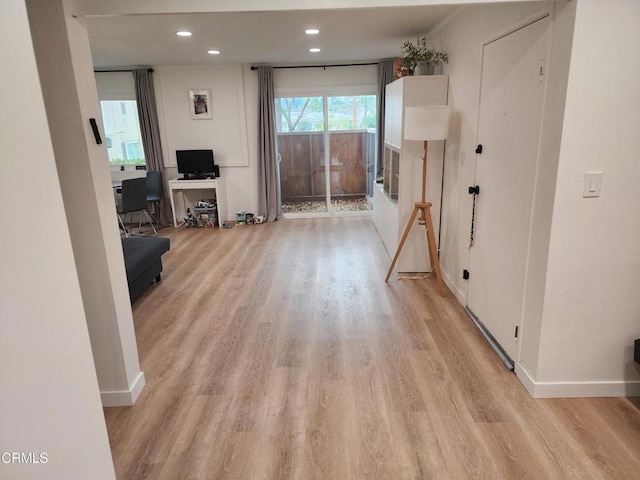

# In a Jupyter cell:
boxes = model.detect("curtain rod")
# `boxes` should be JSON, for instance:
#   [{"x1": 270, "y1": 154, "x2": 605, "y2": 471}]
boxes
[
  {"x1": 250, "y1": 62, "x2": 377, "y2": 71},
  {"x1": 94, "y1": 68, "x2": 154, "y2": 73}
]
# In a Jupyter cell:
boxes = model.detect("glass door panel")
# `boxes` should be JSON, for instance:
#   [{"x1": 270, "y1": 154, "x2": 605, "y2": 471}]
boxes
[
  {"x1": 382, "y1": 145, "x2": 399, "y2": 204},
  {"x1": 327, "y1": 95, "x2": 376, "y2": 212},
  {"x1": 275, "y1": 94, "x2": 377, "y2": 215},
  {"x1": 275, "y1": 96, "x2": 327, "y2": 213}
]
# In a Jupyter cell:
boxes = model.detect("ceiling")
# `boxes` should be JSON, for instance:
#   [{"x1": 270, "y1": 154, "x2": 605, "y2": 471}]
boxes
[{"x1": 85, "y1": 6, "x2": 458, "y2": 68}]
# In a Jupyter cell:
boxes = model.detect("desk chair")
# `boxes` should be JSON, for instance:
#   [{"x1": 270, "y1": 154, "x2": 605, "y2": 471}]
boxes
[
  {"x1": 146, "y1": 171, "x2": 164, "y2": 226},
  {"x1": 117, "y1": 177, "x2": 157, "y2": 237}
]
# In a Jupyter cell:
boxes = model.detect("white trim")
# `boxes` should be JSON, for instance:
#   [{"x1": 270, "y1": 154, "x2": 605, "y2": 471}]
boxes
[
  {"x1": 74, "y1": 1, "x2": 539, "y2": 17},
  {"x1": 514, "y1": 364, "x2": 640, "y2": 398},
  {"x1": 466, "y1": 7, "x2": 554, "y2": 366},
  {"x1": 425, "y1": 6, "x2": 464, "y2": 40},
  {"x1": 442, "y1": 268, "x2": 465, "y2": 305},
  {"x1": 154, "y1": 69, "x2": 171, "y2": 169},
  {"x1": 531, "y1": 380, "x2": 640, "y2": 399},
  {"x1": 236, "y1": 66, "x2": 250, "y2": 168},
  {"x1": 480, "y1": 6, "x2": 552, "y2": 47},
  {"x1": 514, "y1": 362, "x2": 536, "y2": 396},
  {"x1": 100, "y1": 371, "x2": 145, "y2": 407}
]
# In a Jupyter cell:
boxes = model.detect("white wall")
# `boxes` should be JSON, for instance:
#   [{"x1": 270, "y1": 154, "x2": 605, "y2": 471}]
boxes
[
  {"x1": 534, "y1": 0, "x2": 640, "y2": 396},
  {"x1": 426, "y1": 1, "x2": 551, "y2": 302},
  {"x1": 519, "y1": 0, "x2": 575, "y2": 383},
  {"x1": 27, "y1": 0, "x2": 144, "y2": 406},
  {"x1": 429, "y1": 0, "x2": 640, "y2": 397},
  {"x1": 143, "y1": 63, "x2": 377, "y2": 220},
  {"x1": 154, "y1": 65, "x2": 257, "y2": 218},
  {"x1": 0, "y1": 1, "x2": 115, "y2": 478}
]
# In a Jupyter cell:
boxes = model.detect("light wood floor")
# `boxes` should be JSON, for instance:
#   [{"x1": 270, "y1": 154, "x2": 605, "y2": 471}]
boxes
[{"x1": 105, "y1": 217, "x2": 640, "y2": 480}]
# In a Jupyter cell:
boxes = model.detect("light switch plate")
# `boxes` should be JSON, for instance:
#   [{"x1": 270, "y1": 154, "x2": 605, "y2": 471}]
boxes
[{"x1": 583, "y1": 171, "x2": 603, "y2": 198}]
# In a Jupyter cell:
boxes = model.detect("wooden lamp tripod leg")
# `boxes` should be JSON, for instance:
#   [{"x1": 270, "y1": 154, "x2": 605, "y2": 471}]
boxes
[
  {"x1": 385, "y1": 205, "x2": 421, "y2": 282},
  {"x1": 385, "y1": 201, "x2": 445, "y2": 293},
  {"x1": 384, "y1": 139, "x2": 445, "y2": 293},
  {"x1": 422, "y1": 203, "x2": 445, "y2": 291}
]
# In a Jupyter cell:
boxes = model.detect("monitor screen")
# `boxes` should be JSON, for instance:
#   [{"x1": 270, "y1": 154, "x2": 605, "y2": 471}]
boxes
[{"x1": 176, "y1": 149, "x2": 215, "y2": 175}]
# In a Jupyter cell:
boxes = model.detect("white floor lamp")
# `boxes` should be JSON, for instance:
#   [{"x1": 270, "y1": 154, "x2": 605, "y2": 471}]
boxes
[{"x1": 385, "y1": 105, "x2": 451, "y2": 291}]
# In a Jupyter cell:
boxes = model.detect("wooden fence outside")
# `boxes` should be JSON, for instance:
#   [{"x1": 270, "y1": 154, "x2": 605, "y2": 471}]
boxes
[{"x1": 277, "y1": 130, "x2": 376, "y2": 202}]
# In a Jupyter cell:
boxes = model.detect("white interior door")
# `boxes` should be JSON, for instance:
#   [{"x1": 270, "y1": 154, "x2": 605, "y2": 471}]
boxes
[{"x1": 467, "y1": 15, "x2": 550, "y2": 363}]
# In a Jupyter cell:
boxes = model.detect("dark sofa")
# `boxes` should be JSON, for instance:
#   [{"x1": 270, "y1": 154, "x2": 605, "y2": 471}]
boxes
[{"x1": 121, "y1": 237, "x2": 170, "y2": 303}]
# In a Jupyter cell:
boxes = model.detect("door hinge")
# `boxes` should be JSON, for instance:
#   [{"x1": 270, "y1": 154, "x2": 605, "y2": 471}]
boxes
[
  {"x1": 475, "y1": 144, "x2": 483, "y2": 154},
  {"x1": 539, "y1": 59, "x2": 545, "y2": 81},
  {"x1": 463, "y1": 269, "x2": 470, "y2": 280},
  {"x1": 515, "y1": 325, "x2": 519, "y2": 338}
]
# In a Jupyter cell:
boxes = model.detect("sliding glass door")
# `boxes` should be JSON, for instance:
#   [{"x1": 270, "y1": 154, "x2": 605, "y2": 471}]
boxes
[
  {"x1": 275, "y1": 93, "x2": 376, "y2": 215},
  {"x1": 326, "y1": 95, "x2": 376, "y2": 213},
  {"x1": 275, "y1": 96, "x2": 327, "y2": 213}
]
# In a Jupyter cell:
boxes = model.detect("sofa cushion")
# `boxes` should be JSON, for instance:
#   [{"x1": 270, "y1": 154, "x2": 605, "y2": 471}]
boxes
[{"x1": 121, "y1": 237, "x2": 170, "y2": 281}]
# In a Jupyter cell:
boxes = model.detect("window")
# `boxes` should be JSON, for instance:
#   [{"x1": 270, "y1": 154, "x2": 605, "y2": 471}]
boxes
[
  {"x1": 327, "y1": 95, "x2": 376, "y2": 131},
  {"x1": 275, "y1": 93, "x2": 377, "y2": 214},
  {"x1": 123, "y1": 141, "x2": 143, "y2": 161},
  {"x1": 99, "y1": 100, "x2": 145, "y2": 165}
]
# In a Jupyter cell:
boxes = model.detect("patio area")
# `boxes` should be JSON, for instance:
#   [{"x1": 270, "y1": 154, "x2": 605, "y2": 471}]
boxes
[
  {"x1": 282, "y1": 196, "x2": 373, "y2": 213},
  {"x1": 278, "y1": 130, "x2": 376, "y2": 214}
]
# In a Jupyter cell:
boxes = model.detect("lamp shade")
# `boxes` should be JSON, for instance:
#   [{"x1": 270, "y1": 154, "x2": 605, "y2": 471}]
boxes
[{"x1": 404, "y1": 105, "x2": 451, "y2": 141}]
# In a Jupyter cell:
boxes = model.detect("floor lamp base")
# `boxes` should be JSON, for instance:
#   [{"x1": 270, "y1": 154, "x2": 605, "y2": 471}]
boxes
[{"x1": 384, "y1": 201, "x2": 445, "y2": 293}]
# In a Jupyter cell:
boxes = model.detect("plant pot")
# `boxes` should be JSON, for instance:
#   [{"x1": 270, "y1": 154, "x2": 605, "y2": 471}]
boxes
[
  {"x1": 413, "y1": 60, "x2": 430, "y2": 76},
  {"x1": 430, "y1": 62, "x2": 444, "y2": 75},
  {"x1": 393, "y1": 58, "x2": 412, "y2": 78}
]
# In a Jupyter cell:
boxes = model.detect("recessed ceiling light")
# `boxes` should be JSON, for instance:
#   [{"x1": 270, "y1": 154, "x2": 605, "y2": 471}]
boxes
[
  {"x1": 309, "y1": 48, "x2": 321, "y2": 53},
  {"x1": 176, "y1": 31, "x2": 192, "y2": 37},
  {"x1": 207, "y1": 50, "x2": 220, "y2": 55},
  {"x1": 305, "y1": 29, "x2": 320, "y2": 35}
]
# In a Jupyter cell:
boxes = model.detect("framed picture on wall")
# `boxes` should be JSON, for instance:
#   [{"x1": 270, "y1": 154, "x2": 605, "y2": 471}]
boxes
[{"x1": 188, "y1": 89, "x2": 212, "y2": 119}]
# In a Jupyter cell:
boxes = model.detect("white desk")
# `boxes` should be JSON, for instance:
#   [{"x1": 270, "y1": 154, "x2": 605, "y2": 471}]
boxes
[{"x1": 168, "y1": 178, "x2": 228, "y2": 228}]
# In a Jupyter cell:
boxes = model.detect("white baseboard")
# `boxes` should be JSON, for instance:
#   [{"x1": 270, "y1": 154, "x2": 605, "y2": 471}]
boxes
[
  {"x1": 442, "y1": 269, "x2": 466, "y2": 305},
  {"x1": 515, "y1": 363, "x2": 640, "y2": 398},
  {"x1": 514, "y1": 363, "x2": 537, "y2": 396},
  {"x1": 100, "y1": 371, "x2": 146, "y2": 407}
]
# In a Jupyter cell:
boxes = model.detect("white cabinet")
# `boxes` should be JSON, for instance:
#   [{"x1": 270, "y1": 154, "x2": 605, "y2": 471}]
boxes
[{"x1": 374, "y1": 75, "x2": 449, "y2": 273}]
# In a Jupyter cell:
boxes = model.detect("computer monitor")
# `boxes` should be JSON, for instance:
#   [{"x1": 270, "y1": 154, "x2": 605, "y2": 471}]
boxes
[{"x1": 176, "y1": 149, "x2": 217, "y2": 179}]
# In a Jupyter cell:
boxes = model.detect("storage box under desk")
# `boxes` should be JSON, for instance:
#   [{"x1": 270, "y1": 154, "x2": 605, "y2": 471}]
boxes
[{"x1": 193, "y1": 207, "x2": 217, "y2": 228}]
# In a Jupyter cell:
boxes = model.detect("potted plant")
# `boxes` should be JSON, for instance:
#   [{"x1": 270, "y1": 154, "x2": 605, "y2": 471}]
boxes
[{"x1": 401, "y1": 36, "x2": 449, "y2": 75}]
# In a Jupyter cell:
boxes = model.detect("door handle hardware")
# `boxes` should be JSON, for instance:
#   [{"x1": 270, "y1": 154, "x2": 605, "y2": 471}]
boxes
[{"x1": 469, "y1": 185, "x2": 480, "y2": 247}]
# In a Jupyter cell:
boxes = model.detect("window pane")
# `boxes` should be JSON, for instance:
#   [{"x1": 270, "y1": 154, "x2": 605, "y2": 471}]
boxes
[
  {"x1": 327, "y1": 95, "x2": 376, "y2": 131},
  {"x1": 99, "y1": 100, "x2": 146, "y2": 165},
  {"x1": 327, "y1": 95, "x2": 376, "y2": 212},
  {"x1": 275, "y1": 96, "x2": 327, "y2": 213},
  {"x1": 275, "y1": 97, "x2": 324, "y2": 133}
]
